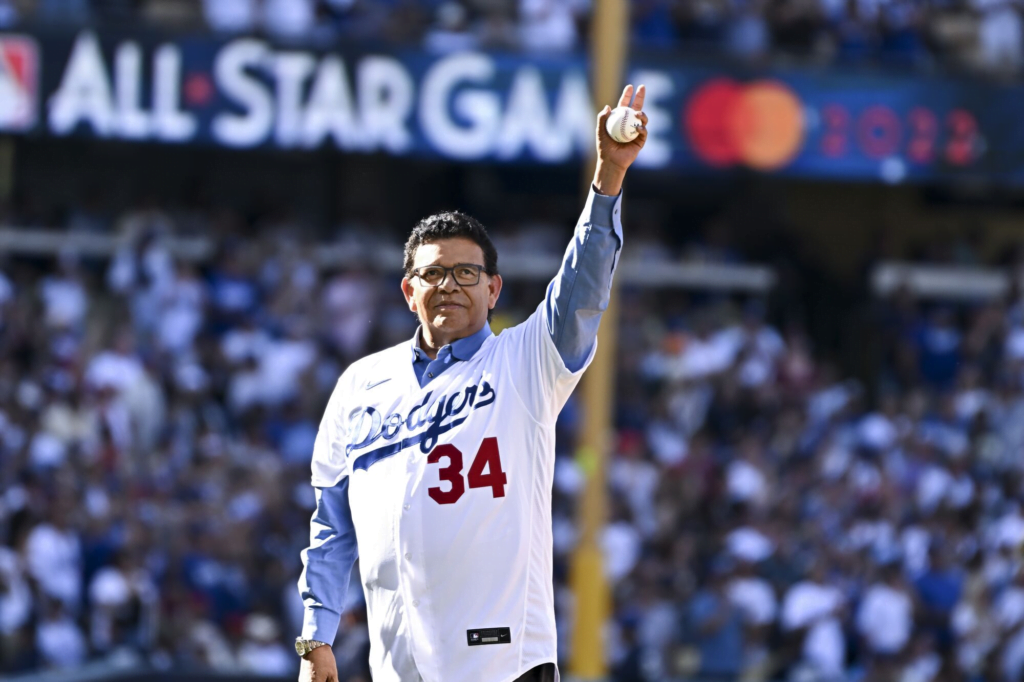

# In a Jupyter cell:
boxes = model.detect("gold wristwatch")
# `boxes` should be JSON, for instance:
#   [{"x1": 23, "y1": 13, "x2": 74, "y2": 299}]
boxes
[{"x1": 294, "y1": 638, "x2": 330, "y2": 657}]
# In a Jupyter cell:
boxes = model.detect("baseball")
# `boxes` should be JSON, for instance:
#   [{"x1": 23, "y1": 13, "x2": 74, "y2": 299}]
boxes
[{"x1": 606, "y1": 106, "x2": 642, "y2": 143}]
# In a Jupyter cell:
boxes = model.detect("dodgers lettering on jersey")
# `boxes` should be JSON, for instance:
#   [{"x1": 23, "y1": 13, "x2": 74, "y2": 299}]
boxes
[
  {"x1": 310, "y1": 308, "x2": 595, "y2": 682},
  {"x1": 344, "y1": 378, "x2": 497, "y2": 469}
]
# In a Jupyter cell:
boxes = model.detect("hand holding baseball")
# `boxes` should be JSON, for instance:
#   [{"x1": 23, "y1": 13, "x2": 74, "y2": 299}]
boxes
[{"x1": 594, "y1": 84, "x2": 648, "y2": 196}]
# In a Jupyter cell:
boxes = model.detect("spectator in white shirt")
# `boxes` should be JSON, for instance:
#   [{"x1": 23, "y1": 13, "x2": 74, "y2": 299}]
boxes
[
  {"x1": 602, "y1": 501, "x2": 642, "y2": 583},
  {"x1": 900, "y1": 632, "x2": 942, "y2": 682},
  {"x1": 951, "y1": 556, "x2": 1001, "y2": 676},
  {"x1": 88, "y1": 558, "x2": 132, "y2": 653},
  {"x1": 157, "y1": 262, "x2": 207, "y2": 354},
  {"x1": 24, "y1": 510, "x2": 82, "y2": 613},
  {"x1": 0, "y1": 546, "x2": 32, "y2": 638},
  {"x1": 518, "y1": 0, "x2": 581, "y2": 52},
  {"x1": 222, "y1": 316, "x2": 271, "y2": 366},
  {"x1": 858, "y1": 395, "x2": 900, "y2": 452},
  {"x1": 727, "y1": 560, "x2": 778, "y2": 627},
  {"x1": 781, "y1": 561, "x2": 847, "y2": 676},
  {"x1": 204, "y1": 0, "x2": 258, "y2": 33},
  {"x1": 228, "y1": 355, "x2": 264, "y2": 416},
  {"x1": 609, "y1": 431, "x2": 660, "y2": 537},
  {"x1": 735, "y1": 304, "x2": 786, "y2": 388},
  {"x1": 726, "y1": 524, "x2": 776, "y2": 563},
  {"x1": 40, "y1": 260, "x2": 88, "y2": 330},
  {"x1": 36, "y1": 599, "x2": 88, "y2": 669},
  {"x1": 424, "y1": 2, "x2": 481, "y2": 52},
  {"x1": 857, "y1": 563, "x2": 915, "y2": 656},
  {"x1": 237, "y1": 613, "x2": 293, "y2": 676},
  {"x1": 322, "y1": 268, "x2": 379, "y2": 360},
  {"x1": 996, "y1": 568, "x2": 1024, "y2": 632},
  {"x1": 107, "y1": 228, "x2": 176, "y2": 337},
  {"x1": 674, "y1": 314, "x2": 737, "y2": 381},
  {"x1": 255, "y1": 319, "x2": 317, "y2": 408},
  {"x1": 726, "y1": 437, "x2": 770, "y2": 509},
  {"x1": 1003, "y1": 623, "x2": 1024, "y2": 682},
  {"x1": 85, "y1": 331, "x2": 145, "y2": 395},
  {"x1": 263, "y1": 0, "x2": 316, "y2": 40},
  {"x1": 973, "y1": 0, "x2": 1023, "y2": 72}
]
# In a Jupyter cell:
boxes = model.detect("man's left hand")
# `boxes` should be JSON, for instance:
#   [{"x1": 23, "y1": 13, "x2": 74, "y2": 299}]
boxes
[{"x1": 593, "y1": 83, "x2": 648, "y2": 196}]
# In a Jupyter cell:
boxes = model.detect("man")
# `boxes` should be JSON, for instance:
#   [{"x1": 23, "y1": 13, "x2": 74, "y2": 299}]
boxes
[{"x1": 297, "y1": 84, "x2": 649, "y2": 682}]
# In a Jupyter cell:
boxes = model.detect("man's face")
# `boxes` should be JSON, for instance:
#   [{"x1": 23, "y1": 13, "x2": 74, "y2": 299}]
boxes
[{"x1": 401, "y1": 238, "x2": 502, "y2": 342}]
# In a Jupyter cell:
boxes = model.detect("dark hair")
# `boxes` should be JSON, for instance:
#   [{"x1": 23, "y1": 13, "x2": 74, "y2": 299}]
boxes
[{"x1": 403, "y1": 211, "x2": 499, "y2": 278}]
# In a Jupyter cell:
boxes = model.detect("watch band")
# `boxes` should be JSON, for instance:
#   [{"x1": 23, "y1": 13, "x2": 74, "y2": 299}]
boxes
[{"x1": 294, "y1": 638, "x2": 329, "y2": 657}]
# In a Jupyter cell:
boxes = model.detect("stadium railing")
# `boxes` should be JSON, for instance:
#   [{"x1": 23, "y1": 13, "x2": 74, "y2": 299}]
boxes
[
  {"x1": 872, "y1": 260, "x2": 1022, "y2": 299},
  {"x1": 0, "y1": 227, "x2": 776, "y2": 292}
]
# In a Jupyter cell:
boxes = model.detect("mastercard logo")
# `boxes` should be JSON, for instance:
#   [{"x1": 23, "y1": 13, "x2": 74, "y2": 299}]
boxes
[{"x1": 684, "y1": 78, "x2": 805, "y2": 171}]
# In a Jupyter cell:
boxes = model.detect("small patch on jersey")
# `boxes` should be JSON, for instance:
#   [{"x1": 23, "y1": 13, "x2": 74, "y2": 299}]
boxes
[
  {"x1": 467, "y1": 627, "x2": 511, "y2": 646},
  {"x1": 365, "y1": 378, "x2": 391, "y2": 390}
]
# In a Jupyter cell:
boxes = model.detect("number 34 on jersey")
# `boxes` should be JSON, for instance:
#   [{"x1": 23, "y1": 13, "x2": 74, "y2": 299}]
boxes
[{"x1": 427, "y1": 437, "x2": 507, "y2": 505}]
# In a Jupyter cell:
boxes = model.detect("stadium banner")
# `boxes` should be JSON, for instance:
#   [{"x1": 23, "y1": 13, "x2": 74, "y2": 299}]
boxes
[{"x1": 0, "y1": 28, "x2": 1014, "y2": 182}]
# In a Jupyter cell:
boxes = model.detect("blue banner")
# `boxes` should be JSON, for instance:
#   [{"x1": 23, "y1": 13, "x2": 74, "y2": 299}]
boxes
[{"x1": 0, "y1": 29, "x2": 1016, "y2": 183}]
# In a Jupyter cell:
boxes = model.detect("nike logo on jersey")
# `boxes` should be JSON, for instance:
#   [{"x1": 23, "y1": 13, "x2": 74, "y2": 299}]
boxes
[
  {"x1": 467, "y1": 627, "x2": 511, "y2": 646},
  {"x1": 365, "y1": 378, "x2": 391, "y2": 390}
]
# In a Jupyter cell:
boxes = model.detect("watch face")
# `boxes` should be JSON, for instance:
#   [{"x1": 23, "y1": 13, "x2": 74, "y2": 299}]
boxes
[{"x1": 295, "y1": 641, "x2": 306, "y2": 655}]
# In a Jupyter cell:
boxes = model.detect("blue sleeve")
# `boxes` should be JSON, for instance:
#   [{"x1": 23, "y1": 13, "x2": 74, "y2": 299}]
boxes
[
  {"x1": 297, "y1": 479, "x2": 359, "y2": 644},
  {"x1": 544, "y1": 187, "x2": 623, "y2": 372}
]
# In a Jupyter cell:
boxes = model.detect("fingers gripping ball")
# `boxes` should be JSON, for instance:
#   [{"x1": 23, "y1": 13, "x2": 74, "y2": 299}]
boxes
[{"x1": 605, "y1": 106, "x2": 643, "y2": 143}]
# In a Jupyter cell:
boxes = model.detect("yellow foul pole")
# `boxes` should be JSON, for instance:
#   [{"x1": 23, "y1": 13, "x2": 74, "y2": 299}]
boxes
[{"x1": 569, "y1": 0, "x2": 627, "y2": 677}]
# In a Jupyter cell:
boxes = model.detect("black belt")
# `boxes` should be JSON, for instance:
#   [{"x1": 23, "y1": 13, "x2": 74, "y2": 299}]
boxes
[{"x1": 512, "y1": 663, "x2": 557, "y2": 682}]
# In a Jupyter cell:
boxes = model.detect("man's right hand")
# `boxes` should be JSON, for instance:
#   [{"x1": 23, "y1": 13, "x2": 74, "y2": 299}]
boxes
[{"x1": 298, "y1": 645, "x2": 339, "y2": 682}]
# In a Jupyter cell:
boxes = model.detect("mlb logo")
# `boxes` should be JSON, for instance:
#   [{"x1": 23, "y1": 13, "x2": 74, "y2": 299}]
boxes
[{"x1": 0, "y1": 36, "x2": 38, "y2": 131}]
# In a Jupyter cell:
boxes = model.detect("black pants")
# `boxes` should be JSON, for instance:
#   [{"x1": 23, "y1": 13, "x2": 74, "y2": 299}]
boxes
[{"x1": 513, "y1": 663, "x2": 557, "y2": 682}]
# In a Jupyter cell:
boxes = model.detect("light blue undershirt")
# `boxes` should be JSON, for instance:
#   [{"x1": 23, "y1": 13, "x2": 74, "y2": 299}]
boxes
[
  {"x1": 298, "y1": 188, "x2": 623, "y2": 643},
  {"x1": 411, "y1": 321, "x2": 494, "y2": 387}
]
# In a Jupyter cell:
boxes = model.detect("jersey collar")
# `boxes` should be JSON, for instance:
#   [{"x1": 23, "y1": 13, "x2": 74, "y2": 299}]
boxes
[{"x1": 411, "y1": 322, "x2": 493, "y2": 363}]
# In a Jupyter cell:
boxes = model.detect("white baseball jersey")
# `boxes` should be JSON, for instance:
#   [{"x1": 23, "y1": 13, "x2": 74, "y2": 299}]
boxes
[{"x1": 309, "y1": 305, "x2": 595, "y2": 682}]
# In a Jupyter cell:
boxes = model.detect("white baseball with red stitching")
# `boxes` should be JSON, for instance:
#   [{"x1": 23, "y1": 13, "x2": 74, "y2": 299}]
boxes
[{"x1": 605, "y1": 106, "x2": 641, "y2": 143}]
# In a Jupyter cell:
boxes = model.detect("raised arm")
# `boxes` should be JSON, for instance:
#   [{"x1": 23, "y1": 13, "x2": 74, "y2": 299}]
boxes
[{"x1": 544, "y1": 84, "x2": 649, "y2": 371}]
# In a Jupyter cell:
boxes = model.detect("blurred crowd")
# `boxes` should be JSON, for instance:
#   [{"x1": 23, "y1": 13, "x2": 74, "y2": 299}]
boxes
[
  {"x1": 598, "y1": 279, "x2": 1024, "y2": 682},
  {"x1": 633, "y1": 0, "x2": 1024, "y2": 74},
  {"x1": 0, "y1": 206, "x2": 409, "y2": 678},
  {"x1": 0, "y1": 0, "x2": 1023, "y2": 74},
  {"x1": 0, "y1": 198, "x2": 1024, "y2": 682}
]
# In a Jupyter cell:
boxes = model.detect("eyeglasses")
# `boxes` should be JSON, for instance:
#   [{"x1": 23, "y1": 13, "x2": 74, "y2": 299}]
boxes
[{"x1": 409, "y1": 263, "x2": 486, "y2": 288}]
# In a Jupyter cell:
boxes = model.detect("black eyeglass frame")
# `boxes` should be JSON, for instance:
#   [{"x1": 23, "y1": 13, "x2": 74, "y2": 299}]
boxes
[{"x1": 408, "y1": 263, "x2": 488, "y2": 288}]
